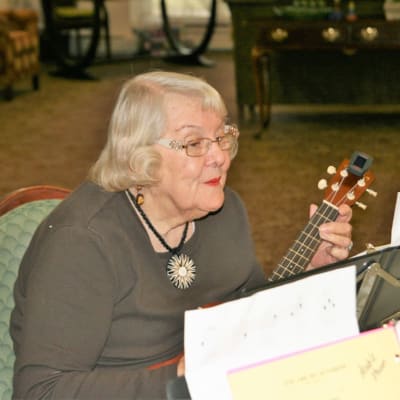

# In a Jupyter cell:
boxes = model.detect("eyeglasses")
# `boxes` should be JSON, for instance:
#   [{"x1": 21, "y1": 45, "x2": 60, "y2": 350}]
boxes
[{"x1": 157, "y1": 124, "x2": 239, "y2": 157}]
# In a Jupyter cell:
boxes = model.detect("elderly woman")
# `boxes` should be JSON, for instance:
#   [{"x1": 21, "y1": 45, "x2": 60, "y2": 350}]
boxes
[{"x1": 10, "y1": 71, "x2": 352, "y2": 399}]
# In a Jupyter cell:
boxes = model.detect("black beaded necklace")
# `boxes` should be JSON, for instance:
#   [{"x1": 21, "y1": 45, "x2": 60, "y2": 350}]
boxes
[{"x1": 126, "y1": 189, "x2": 196, "y2": 290}]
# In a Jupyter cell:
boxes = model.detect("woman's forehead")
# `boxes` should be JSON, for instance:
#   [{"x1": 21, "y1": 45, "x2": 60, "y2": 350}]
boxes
[{"x1": 162, "y1": 93, "x2": 226, "y2": 135}]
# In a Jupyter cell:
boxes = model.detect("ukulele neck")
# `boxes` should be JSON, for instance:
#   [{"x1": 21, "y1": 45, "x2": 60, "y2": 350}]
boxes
[{"x1": 269, "y1": 200, "x2": 339, "y2": 282}]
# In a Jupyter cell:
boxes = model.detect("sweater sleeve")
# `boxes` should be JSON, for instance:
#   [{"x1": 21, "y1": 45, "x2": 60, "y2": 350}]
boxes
[{"x1": 12, "y1": 225, "x2": 177, "y2": 400}]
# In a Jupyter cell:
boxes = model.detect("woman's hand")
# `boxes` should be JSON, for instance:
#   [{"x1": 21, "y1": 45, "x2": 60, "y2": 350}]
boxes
[
  {"x1": 177, "y1": 355, "x2": 185, "y2": 377},
  {"x1": 308, "y1": 203, "x2": 353, "y2": 270}
]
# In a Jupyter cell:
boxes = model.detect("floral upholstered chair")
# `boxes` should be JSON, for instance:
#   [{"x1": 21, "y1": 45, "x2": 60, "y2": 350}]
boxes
[{"x1": 0, "y1": 9, "x2": 40, "y2": 100}]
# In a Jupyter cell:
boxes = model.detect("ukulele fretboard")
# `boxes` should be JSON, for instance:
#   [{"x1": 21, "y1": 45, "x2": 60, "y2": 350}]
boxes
[{"x1": 269, "y1": 200, "x2": 339, "y2": 282}]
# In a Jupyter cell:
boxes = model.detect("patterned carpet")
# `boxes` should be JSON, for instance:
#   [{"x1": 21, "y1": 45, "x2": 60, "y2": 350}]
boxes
[{"x1": 1, "y1": 52, "x2": 400, "y2": 276}]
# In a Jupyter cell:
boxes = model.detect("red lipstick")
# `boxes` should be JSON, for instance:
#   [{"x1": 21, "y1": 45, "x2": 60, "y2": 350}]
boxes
[{"x1": 205, "y1": 177, "x2": 221, "y2": 186}]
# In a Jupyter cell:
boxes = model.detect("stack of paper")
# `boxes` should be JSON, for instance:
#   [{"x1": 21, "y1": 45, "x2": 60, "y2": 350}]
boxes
[{"x1": 184, "y1": 266, "x2": 359, "y2": 400}]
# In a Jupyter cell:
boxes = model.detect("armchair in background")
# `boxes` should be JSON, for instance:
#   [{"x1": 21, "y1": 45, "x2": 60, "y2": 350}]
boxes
[
  {"x1": 0, "y1": 9, "x2": 40, "y2": 100},
  {"x1": 0, "y1": 185, "x2": 70, "y2": 400}
]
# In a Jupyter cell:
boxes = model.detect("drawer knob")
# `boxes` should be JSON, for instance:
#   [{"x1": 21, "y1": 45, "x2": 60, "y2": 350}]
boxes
[
  {"x1": 322, "y1": 27, "x2": 340, "y2": 42},
  {"x1": 360, "y1": 27, "x2": 379, "y2": 41},
  {"x1": 271, "y1": 28, "x2": 288, "y2": 42}
]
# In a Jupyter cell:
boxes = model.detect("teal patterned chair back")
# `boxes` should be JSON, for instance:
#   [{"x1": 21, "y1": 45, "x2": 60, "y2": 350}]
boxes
[{"x1": 0, "y1": 198, "x2": 65, "y2": 400}]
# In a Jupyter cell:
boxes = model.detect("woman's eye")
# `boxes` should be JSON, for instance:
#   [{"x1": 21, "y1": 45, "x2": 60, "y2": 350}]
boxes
[{"x1": 186, "y1": 139, "x2": 203, "y2": 148}]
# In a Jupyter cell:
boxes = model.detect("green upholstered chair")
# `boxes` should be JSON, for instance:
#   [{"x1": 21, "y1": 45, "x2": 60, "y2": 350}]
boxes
[{"x1": 0, "y1": 185, "x2": 70, "y2": 400}]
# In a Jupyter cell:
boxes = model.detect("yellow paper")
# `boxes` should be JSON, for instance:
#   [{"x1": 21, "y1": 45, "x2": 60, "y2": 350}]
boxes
[{"x1": 228, "y1": 326, "x2": 400, "y2": 400}]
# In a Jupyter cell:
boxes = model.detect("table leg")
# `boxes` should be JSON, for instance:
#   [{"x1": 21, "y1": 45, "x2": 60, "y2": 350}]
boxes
[{"x1": 252, "y1": 47, "x2": 271, "y2": 138}]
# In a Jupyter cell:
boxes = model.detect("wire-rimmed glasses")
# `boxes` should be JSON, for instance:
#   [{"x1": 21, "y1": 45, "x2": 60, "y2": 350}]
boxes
[{"x1": 157, "y1": 124, "x2": 239, "y2": 157}]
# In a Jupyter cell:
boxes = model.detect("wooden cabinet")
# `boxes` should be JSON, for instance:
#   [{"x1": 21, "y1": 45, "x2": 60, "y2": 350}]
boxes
[
  {"x1": 255, "y1": 20, "x2": 400, "y2": 50},
  {"x1": 252, "y1": 18, "x2": 400, "y2": 131},
  {"x1": 224, "y1": 0, "x2": 399, "y2": 121}
]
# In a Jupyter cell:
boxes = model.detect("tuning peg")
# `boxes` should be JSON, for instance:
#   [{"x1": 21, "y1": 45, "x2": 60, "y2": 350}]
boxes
[
  {"x1": 366, "y1": 243, "x2": 376, "y2": 253},
  {"x1": 340, "y1": 169, "x2": 349, "y2": 178},
  {"x1": 346, "y1": 192, "x2": 355, "y2": 201},
  {"x1": 357, "y1": 178, "x2": 366, "y2": 187},
  {"x1": 355, "y1": 201, "x2": 367, "y2": 210},
  {"x1": 331, "y1": 182, "x2": 340, "y2": 192},
  {"x1": 318, "y1": 179, "x2": 328, "y2": 190},
  {"x1": 366, "y1": 188, "x2": 378, "y2": 197},
  {"x1": 327, "y1": 166, "x2": 336, "y2": 175}
]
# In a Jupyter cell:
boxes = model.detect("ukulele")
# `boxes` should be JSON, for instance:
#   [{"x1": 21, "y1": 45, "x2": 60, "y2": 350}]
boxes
[{"x1": 268, "y1": 151, "x2": 376, "y2": 283}]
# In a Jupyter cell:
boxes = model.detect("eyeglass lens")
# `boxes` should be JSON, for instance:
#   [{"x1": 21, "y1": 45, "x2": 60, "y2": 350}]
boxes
[{"x1": 185, "y1": 134, "x2": 235, "y2": 156}]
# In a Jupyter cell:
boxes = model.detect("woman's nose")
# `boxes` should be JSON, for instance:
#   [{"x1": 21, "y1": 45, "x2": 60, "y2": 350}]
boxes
[{"x1": 206, "y1": 140, "x2": 227, "y2": 165}]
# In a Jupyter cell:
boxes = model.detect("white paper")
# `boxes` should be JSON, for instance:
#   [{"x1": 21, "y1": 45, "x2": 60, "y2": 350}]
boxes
[
  {"x1": 184, "y1": 266, "x2": 359, "y2": 400},
  {"x1": 391, "y1": 193, "x2": 400, "y2": 245}
]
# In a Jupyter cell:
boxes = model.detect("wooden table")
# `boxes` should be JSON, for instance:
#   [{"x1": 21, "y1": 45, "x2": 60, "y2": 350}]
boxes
[{"x1": 252, "y1": 18, "x2": 400, "y2": 135}]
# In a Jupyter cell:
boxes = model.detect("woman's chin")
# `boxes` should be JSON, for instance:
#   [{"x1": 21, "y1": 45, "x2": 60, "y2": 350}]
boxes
[{"x1": 202, "y1": 197, "x2": 225, "y2": 215}]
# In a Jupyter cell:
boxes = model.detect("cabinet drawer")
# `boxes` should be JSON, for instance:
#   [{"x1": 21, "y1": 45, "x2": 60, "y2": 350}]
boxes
[
  {"x1": 257, "y1": 22, "x2": 348, "y2": 49},
  {"x1": 350, "y1": 21, "x2": 400, "y2": 48}
]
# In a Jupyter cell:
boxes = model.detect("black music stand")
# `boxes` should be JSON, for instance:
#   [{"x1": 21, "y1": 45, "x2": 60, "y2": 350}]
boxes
[
  {"x1": 248, "y1": 245, "x2": 400, "y2": 332},
  {"x1": 353, "y1": 245, "x2": 400, "y2": 331},
  {"x1": 166, "y1": 376, "x2": 190, "y2": 400},
  {"x1": 294, "y1": 244, "x2": 400, "y2": 331},
  {"x1": 263, "y1": 244, "x2": 400, "y2": 332}
]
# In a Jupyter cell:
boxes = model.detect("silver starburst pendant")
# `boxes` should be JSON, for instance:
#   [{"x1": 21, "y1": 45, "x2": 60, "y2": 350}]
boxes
[{"x1": 167, "y1": 253, "x2": 196, "y2": 290}]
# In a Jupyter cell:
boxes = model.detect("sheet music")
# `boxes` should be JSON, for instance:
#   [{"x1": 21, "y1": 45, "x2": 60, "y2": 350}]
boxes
[
  {"x1": 391, "y1": 193, "x2": 400, "y2": 245},
  {"x1": 184, "y1": 266, "x2": 359, "y2": 400}
]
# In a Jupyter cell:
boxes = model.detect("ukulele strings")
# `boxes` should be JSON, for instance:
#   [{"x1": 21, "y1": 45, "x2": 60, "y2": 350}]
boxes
[{"x1": 325, "y1": 173, "x2": 360, "y2": 207}]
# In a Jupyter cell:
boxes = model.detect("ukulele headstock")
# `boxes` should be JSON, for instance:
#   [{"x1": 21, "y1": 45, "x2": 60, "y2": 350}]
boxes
[{"x1": 318, "y1": 151, "x2": 376, "y2": 210}]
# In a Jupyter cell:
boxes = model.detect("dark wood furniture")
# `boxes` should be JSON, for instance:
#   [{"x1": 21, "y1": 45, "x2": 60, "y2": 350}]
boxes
[
  {"x1": 224, "y1": 0, "x2": 396, "y2": 125},
  {"x1": 252, "y1": 18, "x2": 400, "y2": 133}
]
